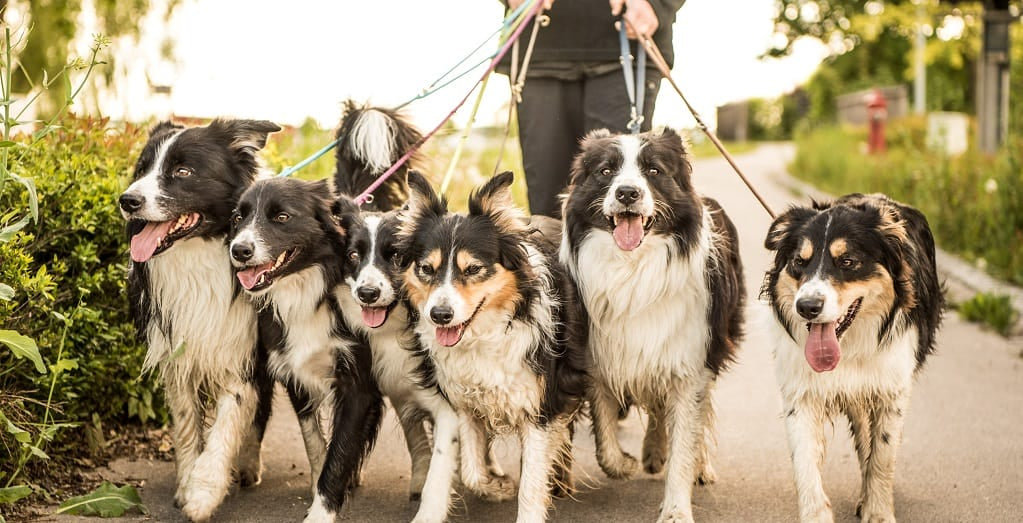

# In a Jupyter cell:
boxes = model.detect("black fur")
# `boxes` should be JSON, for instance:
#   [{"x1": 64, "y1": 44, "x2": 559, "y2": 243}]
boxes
[
  {"x1": 762, "y1": 193, "x2": 944, "y2": 369},
  {"x1": 333, "y1": 100, "x2": 422, "y2": 212},
  {"x1": 230, "y1": 178, "x2": 384, "y2": 514}
]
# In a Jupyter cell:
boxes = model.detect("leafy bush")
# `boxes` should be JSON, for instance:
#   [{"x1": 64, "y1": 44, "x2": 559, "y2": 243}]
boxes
[
  {"x1": 0, "y1": 116, "x2": 163, "y2": 485},
  {"x1": 790, "y1": 119, "x2": 1023, "y2": 286},
  {"x1": 958, "y1": 293, "x2": 1019, "y2": 337}
]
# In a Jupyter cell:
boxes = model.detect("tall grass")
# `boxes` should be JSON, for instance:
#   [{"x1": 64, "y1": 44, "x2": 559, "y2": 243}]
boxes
[{"x1": 790, "y1": 118, "x2": 1023, "y2": 286}]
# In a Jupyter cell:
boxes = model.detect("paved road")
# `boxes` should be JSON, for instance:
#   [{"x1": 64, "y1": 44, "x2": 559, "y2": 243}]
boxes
[{"x1": 51, "y1": 144, "x2": 1023, "y2": 522}]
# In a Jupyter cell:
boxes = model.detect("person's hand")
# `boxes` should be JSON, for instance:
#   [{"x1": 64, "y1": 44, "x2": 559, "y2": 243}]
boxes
[
  {"x1": 610, "y1": 0, "x2": 659, "y2": 39},
  {"x1": 508, "y1": 0, "x2": 555, "y2": 10}
]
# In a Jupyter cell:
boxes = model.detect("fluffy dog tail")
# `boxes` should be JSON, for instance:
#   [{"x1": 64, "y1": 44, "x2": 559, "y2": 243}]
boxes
[{"x1": 333, "y1": 100, "x2": 422, "y2": 211}]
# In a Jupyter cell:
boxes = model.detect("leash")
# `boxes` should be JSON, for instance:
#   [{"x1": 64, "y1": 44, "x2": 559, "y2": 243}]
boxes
[
  {"x1": 275, "y1": 0, "x2": 534, "y2": 179},
  {"x1": 618, "y1": 16, "x2": 646, "y2": 135},
  {"x1": 623, "y1": 20, "x2": 777, "y2": 219},
  {"x1": 493, "y1": 8, "x2": 548, "y2": 176},
  {"x1": 353, "y1": 0, "x2": 546, "y2": 206}
]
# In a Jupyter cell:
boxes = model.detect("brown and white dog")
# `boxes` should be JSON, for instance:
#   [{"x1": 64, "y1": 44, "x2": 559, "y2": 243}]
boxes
[{"x1": 762, "y1": 193, "x2": 943, "y2": 523}]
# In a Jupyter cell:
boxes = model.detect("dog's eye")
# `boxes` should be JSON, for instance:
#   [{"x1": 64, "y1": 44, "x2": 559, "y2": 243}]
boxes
[
  {"x1": 231, "y1": 212, "x2": 242, "y2": 225},
  {"x1": 463, "y1": 264, "x2": 483, "y2": 276},
  {"x1": 648, "y1": 168, "x2": 660, "y2": 176},
  {"x1": 390, "y1": 252, "x2": 402, "y2": 267},
  {"x1": 838, "y1": 257, "x2": 858, "y2": 270},
  {"x1": 174, "y1": 167, "x2": 193, "y2": 178},
  {"x1": 348, "y1": 251, "x2": 359, "y2": 262},
  {"x1": 792, "y1": 256, "x2": 808, "y2": 268},
  {"x1": 417, "y1": 263, "x2": 435, "y2": 277},
  {"x1": 274, "y1": 212, "x2": 290, "y2": 223},
  {"x1": 600, "y1": 168, "x2": 612, "y2": 176}
]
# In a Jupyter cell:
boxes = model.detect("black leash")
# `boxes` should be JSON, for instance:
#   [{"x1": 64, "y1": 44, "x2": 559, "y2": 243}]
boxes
[{"x1": 618, "y1": 16, "x2": 646, "y2": 135}]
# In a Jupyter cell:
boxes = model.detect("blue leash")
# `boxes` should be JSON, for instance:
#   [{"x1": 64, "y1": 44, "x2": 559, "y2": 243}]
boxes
[
  {"x1": 276, "y1": 2, "x2": 532, "y2": 178},
  {"x1": 618, "y1": 17, "x2": 646, "y2": 135}
]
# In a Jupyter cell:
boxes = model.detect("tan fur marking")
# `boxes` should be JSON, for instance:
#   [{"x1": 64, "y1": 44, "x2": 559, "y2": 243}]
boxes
[
  {"x1": 834, "y1": 265, "x2": 896, "y2": 319},
  {"x1": 799, "y1": 238, "x2": 813, "y2": 262},
  {"x1": 829, "y1": 238, "x2": 848, "y2": 259},
  {"x1": 454, "y1": 266, "x2": 521, "y2": 318},
  {"x1": 456, "y1": 251, "x2": 481, "y2": 273},
  {"x1": 403, "y1": 267, "x2": 431, "y2": 308}
]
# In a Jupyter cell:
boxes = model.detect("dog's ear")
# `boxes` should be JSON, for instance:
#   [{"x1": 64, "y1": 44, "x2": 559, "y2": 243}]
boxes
[
  {"x1": 469, "y1": 171, "x2": 527, "y2": 234},
  {"x1": 650, "y1": 127, "x2": 693, "y2": 190},
  {"x1": 570, "y1": 130, "x2": 613, "y2": 185},
  {"x1": 210, "y1": 119, "x2": 282, "y2": 154},
  {"x1": 149, "y1": 120, "x2": 183, "y2": 137},
  {"x1": 330, "y1": 195, "x2": 361, "y2": 236},
  {"x1": 764, "y1": 205, "x2": 818, "y2": 251},
  {"x1": 404, "y1": 170, "x2": 446, "y2": 217}
]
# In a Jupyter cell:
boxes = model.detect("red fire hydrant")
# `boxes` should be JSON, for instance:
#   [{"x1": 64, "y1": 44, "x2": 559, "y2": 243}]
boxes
[{"x1": 865, "y1": 88, "x2": 887, "y2": 154}]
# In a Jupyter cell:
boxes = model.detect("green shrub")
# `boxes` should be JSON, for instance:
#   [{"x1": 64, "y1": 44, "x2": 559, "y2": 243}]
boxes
[
  {"x1": 790, "y1": 120, "x2": 1023, "y2": 286},
  {"x1": 1, "y1": 117, "x2": 163, "y2": 481},
  {"x1": 958, "y1": 293, "x2": 1019, "y2": 337}
]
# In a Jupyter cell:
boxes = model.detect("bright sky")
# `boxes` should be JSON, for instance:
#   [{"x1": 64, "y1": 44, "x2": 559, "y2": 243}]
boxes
[{"x1": 80, "y1": 0, "x2": 829, "y2": 130}]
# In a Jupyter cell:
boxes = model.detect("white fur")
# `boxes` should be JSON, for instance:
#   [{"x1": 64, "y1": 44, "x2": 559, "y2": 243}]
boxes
[
  {"x1": 562, "y1": 205, "x2": 720, "y2": 522},
  {"x1": 230, "y1": 224, "x2": 271, "y2": 267},
  {"x1": 794, "y1": 276, "x2": 841, "y2": 322},
  {"x1": 345, "y1": 217, "x2": 397, "y2": 307},
  {"x1": 350, "y1": 109, "x2": 395, "y2": 174},
  {"x1": 304, "y1": 492, "x2": 335, "y2": 523},
  {"x1": 121, "y1": 130, "x2": 182, "y2": 221},
  {"x1": 766, "y1": 296, "x2": 920, "y2": 523},
  {"x1": 603, "y1": 135, "x2": 655, "y2": 218},
  {"x1": 140, "y1": 235, "x2": 260, "y2": 521}
]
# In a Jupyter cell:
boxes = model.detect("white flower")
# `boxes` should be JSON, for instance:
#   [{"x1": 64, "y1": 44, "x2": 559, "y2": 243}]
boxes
[
  {"x1": 984, "y1": 178, "x2": 998, "y2": 194},
  {"x1": 976, "y1": 258, "x2": 988, "y2": 271}
]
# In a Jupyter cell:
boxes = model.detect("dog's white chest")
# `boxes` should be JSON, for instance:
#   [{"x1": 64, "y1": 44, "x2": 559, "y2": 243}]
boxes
[
  {"x1": 143, "y1": 237, "x2": 256, "y2": 386},
  {"x1": 426, "y1": 315, "x2": 543, "y2": 429},
  {"x1": 568, "y1": 230, "x2": 713, "y2": 400},
  {"x1": 337, "y1": 291, "x2": 417, "y2": 398}
]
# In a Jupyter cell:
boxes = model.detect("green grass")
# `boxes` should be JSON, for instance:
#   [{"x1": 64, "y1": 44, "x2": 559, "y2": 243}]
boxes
[
  {"x1": 957, "y1": 292, "x2": 1018, "y2": 337},
  {"x1": 687, "y1": 139, "x2": 757, "y2": 159},
  {"x1": 790, "y1": 118, "x2": 1023, "y2": 286}
]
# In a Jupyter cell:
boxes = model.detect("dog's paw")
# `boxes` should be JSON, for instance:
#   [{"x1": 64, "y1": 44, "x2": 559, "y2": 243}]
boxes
[
  {"x1": 599, "y1": 452, "x2": 641, "y2": 480},
  {"x1": 237, "y1": 466, "x2": 262, "y2": 488},
  {"x1": 473, "y1": 475, "x2": 517, "y2": 502},
  {"x1": 656, "y1": 508, "x2": 695, "y2": 523},
  {"x1": 180, "y1": 485, "x2": 222, "y2": 523},
  {"x1": 800, "y1": 504, "x2": 835, "y2": 523},
  {"x1": 695, "y1": 461, "x2": 717, "y2": 485},
  {"x1": 409, "y1": 490, "x2": 422, "y2": 502},
  {"x1": 643, "y1": 446, "x2": 667, "y2": 474},
  {"x1": 303, "y1": 495, "x2": 337, "y2": 523},
  {"x1": 859, "y1": 507, "x2": 896, "y2": 523},
  {"x1": 551, "y1": 474, "x2": 575, "y2": 499}
]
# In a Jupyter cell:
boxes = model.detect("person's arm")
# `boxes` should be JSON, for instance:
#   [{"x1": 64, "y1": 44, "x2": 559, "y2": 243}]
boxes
[{"x1": 610, "y1": 0, "x2": 660, "y2": 39}]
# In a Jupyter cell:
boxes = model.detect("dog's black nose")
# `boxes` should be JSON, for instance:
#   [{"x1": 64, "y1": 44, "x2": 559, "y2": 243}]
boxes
[
  {"x1": 231, "y1": 242, "x2": 254, "y2": 263},
  {"x1": 357, "y1": 286, "x2": 380, "y2": 304},
  {"x1": 430, "y1": 305, "x2": 454, "y2": 325},
  {"x1": 796, "y1": 296, "x2": 824, "y2": 320},
  {"x1": 615, "y1": 185, "x2": 641, "y2": 205},
  {"x1": 119, "y1": 193, "x2": 144, "y2": 213}
]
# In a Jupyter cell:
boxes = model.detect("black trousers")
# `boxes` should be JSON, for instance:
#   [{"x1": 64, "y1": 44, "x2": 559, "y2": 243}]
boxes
[{"x1": 516, "y1": 68, "x2": 661, "y2": 217}]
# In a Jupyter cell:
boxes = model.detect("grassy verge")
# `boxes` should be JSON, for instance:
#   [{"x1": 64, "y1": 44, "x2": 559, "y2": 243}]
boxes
[
  {"x1": 789, "y1": 118, "x2": 1023, "y2": 286},
  {"x1": 957, "y1": 292, "x2": 1019, "y2": 337}
]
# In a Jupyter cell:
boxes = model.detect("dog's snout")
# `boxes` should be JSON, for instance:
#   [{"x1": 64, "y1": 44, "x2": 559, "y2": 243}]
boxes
[
  {"x1": 430, "y1": 305, "x2": 454, "y2": 325},
  {"x1": 615, "y1": 185, "x2": 641, "y2": 205},
  {"x1": 119, "y1": 193, "x2": 144, "y2": 213},
  {"x1": 796, "y1": 296, "x2": 825, "y2": 320},
  {"x1": 357, "y1": 286, "x2": 380, "y2": 304},
  {"x1": 231, "y1": 242, "x2": 254, "y2": 263}
]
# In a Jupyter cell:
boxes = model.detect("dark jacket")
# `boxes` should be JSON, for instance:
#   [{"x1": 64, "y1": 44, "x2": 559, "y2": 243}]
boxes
[{"x1": 501, "y1": 0, "x2": 685, "y2": 70}]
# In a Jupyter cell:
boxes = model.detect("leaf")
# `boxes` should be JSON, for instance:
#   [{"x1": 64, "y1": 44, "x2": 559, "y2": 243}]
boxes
[
  {"x1": 4, "y1": 416, "x2": 30, "y2": 444},
  {"x1": 49, "y1": 358, "x2": 79, "y2": 374},
  {"x1": 0, "y1": 283, "x2": 13, "y2": 301},
  {"x1": 0, "y1": 214, "x2": 31, "y2": 242},
  {"x1": 56, "y1": 482, "x2": 148, "y2": 517},
  {"x1": 0, "y1": 330, "x2": 46, "y2": 374},
  {"x1": 29, "y1": 445, "x2": 49, "y2": 460},
  {"x1": 0, "y1": 485, "x2": 32, "y2": 504},
  {"x1": 0, "y1": 140, "x2": 16, "y2": 148},
  {"x1": 8, "y1": 173, "x2": 38, "y2": 223}
]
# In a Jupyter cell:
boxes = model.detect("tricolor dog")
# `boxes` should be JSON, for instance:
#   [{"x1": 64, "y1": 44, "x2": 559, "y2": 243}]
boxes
[{"x1": 762, "y1": 193, "x2": 943, "y2": 523}]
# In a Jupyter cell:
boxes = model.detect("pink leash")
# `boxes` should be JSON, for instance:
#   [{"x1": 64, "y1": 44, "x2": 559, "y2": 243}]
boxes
[{"x1": 353, "y1": 1, "x2": 545, "y2": 206}]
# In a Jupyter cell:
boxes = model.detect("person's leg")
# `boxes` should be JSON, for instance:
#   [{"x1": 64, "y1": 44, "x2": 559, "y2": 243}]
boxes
[
  {"x1": 583, "y1": 67, "x2": 662, "y2": 134},
  {"x1": 516, "y1": 77, "x2": 583, "y2": 217}
]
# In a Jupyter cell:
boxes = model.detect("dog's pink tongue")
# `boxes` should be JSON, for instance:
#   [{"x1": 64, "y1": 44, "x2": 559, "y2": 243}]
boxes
[
  {"x1": 435, "y1": 325, "x2": 463, "y2": 347},
  {"x1": 805, "y1": 322, "x2": 841, "y2": 372},
  {"x1": 361, "y1": 307, "x2": 387, "y2": 328},
  {"x1": 129, "y1": 221, "x2": 175, "y2": 263},
  {"x1": 612, "y1": 215, "x2": 644, "y2": 251},
  {"x1": 236, "y1": 262, "x2": 274, "y2": 290}
]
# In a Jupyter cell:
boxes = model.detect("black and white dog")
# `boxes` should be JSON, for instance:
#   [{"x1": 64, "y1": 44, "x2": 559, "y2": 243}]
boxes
[
  {"x1": 762, "y1": 193, "x2": 943, "y2": 523},
  {"x1": 398, "y1": 171, "x2": 588, "y2": 522},
  {"x1": 332, "y1": 100, "x2": 421, "y2": 212},
  {"x1": 119, "y1": 119, "x2": 280, "y2": 522},
  {"x1": 560, "y1": 128, "x2": 745, "y2": 523},
  {"x1": 228, "y1": 177, "x2": 382, "y2": 523}
]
